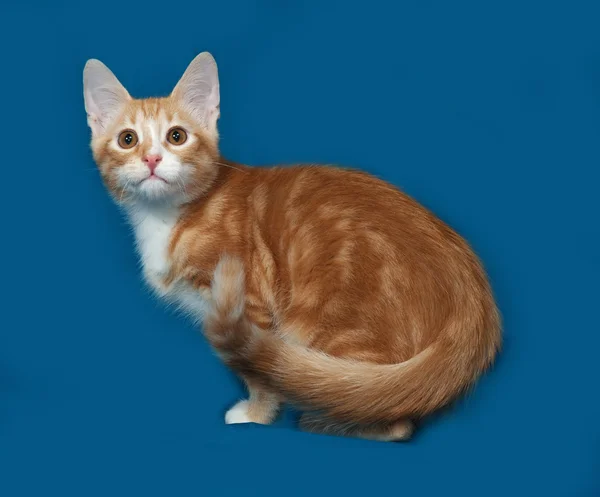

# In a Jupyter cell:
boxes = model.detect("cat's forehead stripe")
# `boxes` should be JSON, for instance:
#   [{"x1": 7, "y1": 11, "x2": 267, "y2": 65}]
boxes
[{"x1": 123, "y1": 99, "x2": 177, "y2": 128}]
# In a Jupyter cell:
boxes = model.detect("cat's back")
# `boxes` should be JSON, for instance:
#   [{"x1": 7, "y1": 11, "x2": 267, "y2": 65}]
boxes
[
  {"x1": 258, "y1": 164, "x2": 415, "y2": 212},
  {"x1": 179, "y1": 161, "x2": 474, "y2": 270},
  {"x1": 250, "y1": 163, "x2": 460, "y2": 257}
]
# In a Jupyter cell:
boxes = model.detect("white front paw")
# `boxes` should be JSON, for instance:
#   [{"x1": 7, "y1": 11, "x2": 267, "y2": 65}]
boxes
[{"x1": 225, "y1": 400, "x2": 252, "y2": 424}]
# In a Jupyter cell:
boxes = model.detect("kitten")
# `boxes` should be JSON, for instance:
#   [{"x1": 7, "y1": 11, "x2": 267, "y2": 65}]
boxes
[{"x1": 83, "y1": 52, "x2": 501, "y2": 442}]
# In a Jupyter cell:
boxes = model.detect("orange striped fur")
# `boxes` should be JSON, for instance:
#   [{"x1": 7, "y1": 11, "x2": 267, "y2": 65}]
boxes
[{"x1": 84, "y1": 53, "x2": 501, "y2": 442}]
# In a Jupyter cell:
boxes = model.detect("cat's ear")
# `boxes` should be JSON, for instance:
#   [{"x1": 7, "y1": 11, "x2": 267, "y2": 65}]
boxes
[
  {"x1": 171, "y1": 52, "x2": 220, "y2": 135},
  {"x1": 83, "y1": 59, "x2": 131, "y2": 136}
]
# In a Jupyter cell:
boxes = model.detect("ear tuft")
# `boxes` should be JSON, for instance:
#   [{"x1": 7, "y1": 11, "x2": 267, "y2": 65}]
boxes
[
  {"x1": 171, "y1": 52, "x2": 220, "y2": 135},
  {"x1": 83, "y1": 59, "x2": 130, "y2": 136}
]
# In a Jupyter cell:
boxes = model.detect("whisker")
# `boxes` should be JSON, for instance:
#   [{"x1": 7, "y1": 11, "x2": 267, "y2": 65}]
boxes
[
  {"x1": 176, "y1": 176, "x2": 186, "y2": 194},
  {"x1": 213, "y1": 161, "x2": 247, "y2": 173},
  {"x1": 119, "y1": 180, "x2": 130, "y2": 203}
]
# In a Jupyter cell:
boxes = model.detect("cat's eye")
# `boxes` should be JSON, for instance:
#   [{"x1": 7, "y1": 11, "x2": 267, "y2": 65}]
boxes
[
  {"x1": 117, "y1": 130, "x2": 138, "y2": 149},
  {"x1": 167, "y1": 127, "x2": 188, "y2": 145}
]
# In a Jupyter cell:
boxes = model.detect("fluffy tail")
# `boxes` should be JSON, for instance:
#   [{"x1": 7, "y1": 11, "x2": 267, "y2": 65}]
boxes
[{"x1": 204, "y1": 256, "x2": 501, "y2": 424}]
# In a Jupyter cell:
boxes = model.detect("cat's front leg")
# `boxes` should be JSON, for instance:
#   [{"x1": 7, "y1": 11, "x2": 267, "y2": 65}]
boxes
[{"x1": 225, "y1": 379, "x2": 281, "y2": 425}]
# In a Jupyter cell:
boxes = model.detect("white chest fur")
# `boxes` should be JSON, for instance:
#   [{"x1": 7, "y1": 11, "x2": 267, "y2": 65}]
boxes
[
  {"x1": 127, "y1": 204, "x2": 209, "y2": 322},
  {"x1": 128, "y1": 204, "x2": 179, "y2": 291}
]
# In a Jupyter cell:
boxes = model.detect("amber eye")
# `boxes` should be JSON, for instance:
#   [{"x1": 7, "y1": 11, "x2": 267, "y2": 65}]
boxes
[
  {"x1": 117, "y1": 130, "x2": 138, "y2": 149},
  {"x1": 167, "y1": 127, "x2": 187, "y2": 145}
]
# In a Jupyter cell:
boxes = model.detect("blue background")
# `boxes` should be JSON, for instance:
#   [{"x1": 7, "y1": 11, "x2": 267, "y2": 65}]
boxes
[{"x1": 1, "y1": 1, "x2": 598, "y2": 495}]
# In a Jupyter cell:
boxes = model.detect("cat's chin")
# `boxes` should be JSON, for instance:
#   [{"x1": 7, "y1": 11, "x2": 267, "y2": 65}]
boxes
[{"x1": 118, "y1": 179, "x2": 189, "y2": 206}]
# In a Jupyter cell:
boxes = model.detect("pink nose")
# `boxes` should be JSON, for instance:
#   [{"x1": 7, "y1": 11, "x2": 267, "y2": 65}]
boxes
[{"x1": 143, "y1": 154, "x2": 162, "y2": 172}]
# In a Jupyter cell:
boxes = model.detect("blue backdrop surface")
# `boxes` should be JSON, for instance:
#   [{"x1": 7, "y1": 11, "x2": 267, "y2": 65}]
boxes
[{"x1": 1, "y1": 1, "x2": 598, "y2": 496}]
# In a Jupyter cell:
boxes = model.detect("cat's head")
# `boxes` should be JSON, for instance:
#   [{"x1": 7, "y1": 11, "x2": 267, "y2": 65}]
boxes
[{"x1": 83, "y1": 52, "x2": 221, "y2": 205}]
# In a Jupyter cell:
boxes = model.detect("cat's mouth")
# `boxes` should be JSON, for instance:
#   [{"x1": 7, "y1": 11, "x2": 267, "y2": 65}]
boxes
[{"x1": 139, "y1": 174, "x2": 168, "y2": 185}]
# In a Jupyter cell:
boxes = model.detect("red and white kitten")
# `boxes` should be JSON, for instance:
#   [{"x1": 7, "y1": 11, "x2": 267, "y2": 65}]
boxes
[{"x1": 83, "y1": 52, "x2": 501, "y2": 442}]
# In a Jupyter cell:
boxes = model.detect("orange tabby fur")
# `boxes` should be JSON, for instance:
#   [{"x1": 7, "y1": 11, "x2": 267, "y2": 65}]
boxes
[{"x1": 85, "y1": 53, "x2": 501, "y2": 441}]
